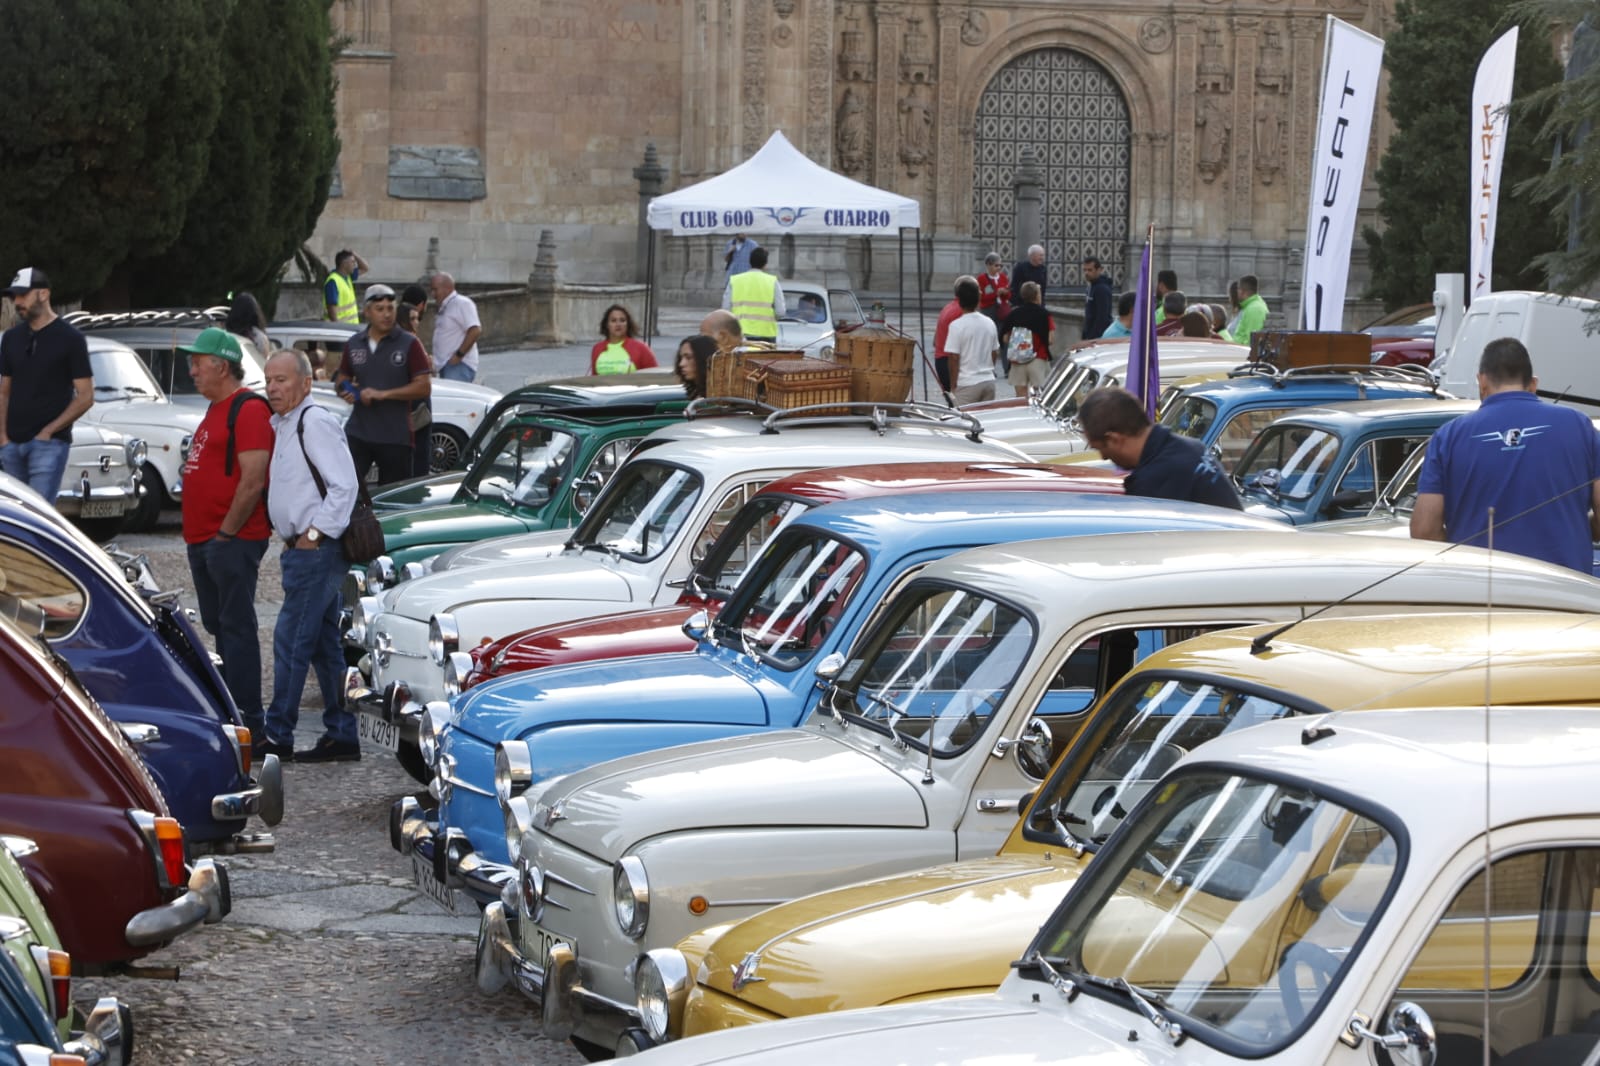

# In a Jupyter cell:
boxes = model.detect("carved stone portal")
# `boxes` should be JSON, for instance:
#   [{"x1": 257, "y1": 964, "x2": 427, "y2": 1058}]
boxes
[
  {"x1": 1255, "y1": 97, "x2": 1286, "y2": 184},
  {"x1": 1196, "y1": 93, "x2": 1231, "y2": 183},
  {"x1": 899, "y1": 82, "x2": 933, "y2": 176},
  {"x1": 901, "y1": 15, "x2": 933, "y2": 82},
  {"x1": 1197, "y1": 22, "x2": 1230, "y2": 93},
  {"x1": 1257, "y1": 23, "x2": 1290, "y2": 93},
  {"x1": 838, "y1": 11, "x2": 872, "y2": 81},
  {"x1": 836, "y1": 87, "x2": 870, "y2": 175}
]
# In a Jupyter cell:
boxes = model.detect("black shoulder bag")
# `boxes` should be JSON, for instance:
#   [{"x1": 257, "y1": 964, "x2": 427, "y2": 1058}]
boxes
[{"x1": 296, "y1": 409, "x2": 385, "y2": 564}]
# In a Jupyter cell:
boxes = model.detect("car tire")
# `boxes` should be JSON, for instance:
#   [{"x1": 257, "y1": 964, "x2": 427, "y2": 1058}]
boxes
[
  {"x1": 74, "y1": 515, "x2": 125, "y2": 542},
  {"x1": 125, "y1": 463, "x2": 167, "y2": 532},
  {"x1": 429, "y1": 426, "x2": 468, "y2": 474},
  {"x1": 569, "y1": 1037, "x2": 613, "y2": 1063},
  {"x1": 397, "y1": 740, "x2": 431, "y2": 785}
]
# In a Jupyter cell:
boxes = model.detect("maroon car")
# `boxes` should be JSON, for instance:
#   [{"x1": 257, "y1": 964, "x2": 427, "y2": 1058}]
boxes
[
  {"x1": 0, "y1": 612, "x2": 229, "y2": 970},
  {"x1": 461, "y1": 460, "x2": 1125, "y2": 689}
]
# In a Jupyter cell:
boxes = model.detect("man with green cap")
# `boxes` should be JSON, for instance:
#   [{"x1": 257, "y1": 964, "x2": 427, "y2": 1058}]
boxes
[{"x1": 179, "y1": 326, "x2": 275, "y2": 742}]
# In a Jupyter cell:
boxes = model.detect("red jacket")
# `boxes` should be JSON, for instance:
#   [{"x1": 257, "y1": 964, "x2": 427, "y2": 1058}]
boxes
[
  {"x1": 589, "y1": 336, "x2": 659, "y2": 374},
  {"x1": 977, "y1": 271, "x2": 1011, "y2": 317}
]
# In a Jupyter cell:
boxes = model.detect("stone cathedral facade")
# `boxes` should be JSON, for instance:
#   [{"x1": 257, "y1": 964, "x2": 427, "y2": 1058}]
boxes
[{"x1": 315, "y1": 0, "x2": 1394, "y2": 306}]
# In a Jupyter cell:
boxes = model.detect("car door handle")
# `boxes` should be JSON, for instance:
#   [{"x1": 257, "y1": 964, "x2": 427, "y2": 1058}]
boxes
[{"x1": 975, "y1": 794, "x2": 1021, "y2": 813}]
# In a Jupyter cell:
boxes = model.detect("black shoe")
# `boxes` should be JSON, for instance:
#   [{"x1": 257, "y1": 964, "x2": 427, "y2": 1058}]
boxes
[
  {"x1": 294, "y1": 736, "x2": 361, "y2": 763},
  {"x1": 255, "y1": 737, "x2": 295, "y2": 762}
]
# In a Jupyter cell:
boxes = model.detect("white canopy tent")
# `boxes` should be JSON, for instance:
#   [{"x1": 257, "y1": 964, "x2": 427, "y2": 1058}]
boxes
[{"x1": 644, "y1": 131, "x2": 932, "y2": 396}]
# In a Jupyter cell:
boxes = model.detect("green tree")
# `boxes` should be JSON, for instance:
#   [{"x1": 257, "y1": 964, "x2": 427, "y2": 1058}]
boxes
[
  {"x1": 0, "y1": 0, "x2": 228, "y2": 301},
  {"x1": 1364, "y1": 0, "x2": 1563, "y2": 308},
  {"x1": 130, "y1": 0, "x2": 340, "y2": 310}
]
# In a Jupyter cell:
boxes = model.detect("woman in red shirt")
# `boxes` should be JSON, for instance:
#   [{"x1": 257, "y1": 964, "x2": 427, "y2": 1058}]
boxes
[{"x1": 589, "y1": 305, "x2": 659, "y2": 374}]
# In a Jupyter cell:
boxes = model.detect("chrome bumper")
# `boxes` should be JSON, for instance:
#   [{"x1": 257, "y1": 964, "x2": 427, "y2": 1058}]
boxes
[
  {"x1": 65, "y1": 996, "x2": 134, "y2": 1066},
  {"x1": 390, "y1": 796, "x2": 514, "y2": 906},
  {"x1": 209, "y1": 752, "x2": 284, "y2": 826},
  {"x1": 348, "y1": 674, "x2": 424, "y2": 748},
  {"x1": 124, "y1": 857, "x2": 230, "y2": 947}
]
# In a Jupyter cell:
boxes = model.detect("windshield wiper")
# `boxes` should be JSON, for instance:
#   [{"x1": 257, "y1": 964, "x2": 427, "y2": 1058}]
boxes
[
  {"x1": 460, "y1": 483, "x2": 480, "y2": 502},
  {"x1": 577, "y1": 541, "x2": 621, "y2": 561},
  {"x1": 860, "y1": 689, "x2": 911, "y2": 749},
  {"x1": 1015, "y1": 952, "x2": 1081, "y2": 1004},
  {"x1": 1035, "y1": 801, "x2": 1088, "y2": 855},
  {"x1": 1078, "y1": 973, "x2": 1185, "y2": 1045}
]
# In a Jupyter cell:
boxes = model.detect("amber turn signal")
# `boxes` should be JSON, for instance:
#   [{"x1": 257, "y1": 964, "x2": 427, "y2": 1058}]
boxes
[
  {"x1": 687, "y1": 895, "x2": 709, "y2": 916},
  {"x1": 154, "y1": 816, "x2": 186, "y2": 888},
  {"x1": 47, "y1": 948, "x2": 70, "y2": 1020},
  {"x1": 234, "y1": 725, "x2": 253, "y2": 775}
]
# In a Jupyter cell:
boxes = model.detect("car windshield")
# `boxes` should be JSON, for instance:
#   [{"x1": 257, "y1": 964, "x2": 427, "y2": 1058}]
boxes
[
  {"x1": 1372, "y1": 441, "x2": 1426, "y2": 516},
  {"x1": 1022, "y1": 676, "x2": 1309, "y2": 850},
  {"x1": 463, "y1": 423, "x2": 578, "y2": 509},
  {"x1": 782, "y1": 290, "x2": 829, "y2": 324},
  {"x1": 1031, "y1": 769, "x2": 1399, "y2": 1054},
  {"x1": 1041, "y1": 363, "x2": 1102, "y2": 419},
  {"x1": 87, "y1": 346, "x2": 164, "y2": 399},
  {"x1": 0, "y1": 538, "x2": 90, "y2": 640},
  {"x1": 1161, "y1": 396, "x2": 1218, "y2": 442},
  {"x1": 714, "y1": 529, "x2": 866, "y2": 669},
  {"x1": 690, "y1": 495, "x2": 814, "y2": 598},
  {"x1": 567, "y1": 459, "x2": 700, "y2": 560},
  {"x1": 1234, "y1": 424, "x2": 1343, "y2": 502},
  {"x1": 842, "y1": 584, "x2": 1033, "y2": 755}
]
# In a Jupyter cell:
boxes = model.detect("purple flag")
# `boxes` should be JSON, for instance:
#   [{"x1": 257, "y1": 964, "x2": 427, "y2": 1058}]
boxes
[{"x1": 1124, "y1": 236, "x2": 1161, "y2": 419}]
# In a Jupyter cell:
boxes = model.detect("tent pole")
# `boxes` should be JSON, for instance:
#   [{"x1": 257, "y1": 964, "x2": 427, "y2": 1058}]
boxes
[
  {"x1": 915, "y1": 227, "x2": 926, "y2": 403},
  {"x1": 643, "y1": 231, "x2": 657, "y2": 348}
]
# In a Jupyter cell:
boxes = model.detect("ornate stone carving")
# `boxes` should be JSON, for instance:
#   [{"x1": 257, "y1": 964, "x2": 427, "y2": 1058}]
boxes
[
  {"x1": 901, "y1": 15, "x2": 934, "y2": 82},
  {"x1": 838, "y1": 9, "x2": 873, "y2": 81},
  {"x1": 1256, "y1": 22, "x2": 1289, "y2": 92},
  {"x1": 960, "y1": 8, "x2": 988, "y2": 47},
  {"x1": 836, "y1": 86, "x2": 870, "y2": 175},
  {"x1": 743, "y1": 0, "x2": 767, "y2": 153},
  {"x1": 899, "y1": 82, "x2": 933, "y2": 175},
  {"x1": 773, "y1": 0, "x2": 796, "y2": 16},
  {"x1": 1196, "y1": 93, "x2": 1231, "y2": 183},
  {"x1": 806, "y1": 1, "x2": 834, "y2": 163},
  {"x1": 1254, "y1": 96, "x2": 1285, "y2": 184},
  {"x1": 1139, "y1": 17, "x2": 1172, "y2": 55},
  {"x1": 1197, "y1": 21, "x2": 1230, "y2": 92},
  {"x1": 774, "y1": 23, "x2": 793, "y2": 45}
]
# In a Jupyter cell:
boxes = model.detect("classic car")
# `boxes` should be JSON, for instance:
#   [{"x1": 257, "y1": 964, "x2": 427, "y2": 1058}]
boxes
[
  {"x1": 0, "y1": 495, "x2": 281, "y2": 852},
  {"x1": 0, "y1": 840, "x2": 130, "y2": 1063},
  {"x1": 0, "y1": 610, "x2": 230, "y2": 968},
  {"x1": 394, "y1": 491, "x2": 1271, "y2": 911},
  {"x1": 962, "y1": 338, "x2": 1253, "y2": 459},
  {"x1": 348, "y1": 405, "x2": 1035, "y2": 725},
  {"x1": 1233, "y1": 397, "x2": 1476, "y2": 524},
  {"x1": 458, "y1": 461, "x2": 1128, "y2": 692},
  {"x1": 623, "y1": 705, "x2": 1600, "y2": 1066},
  {"x1": 472, "y1": 528, "x2": 1600, "y2": 1057},
  {"x1": 53, "y1": 423, "x2": 143, "y2": 542},
  {"x1": 775, "y1": 282, "x2": 865, "y2": 357},
  {"x1": 1362, "y1": 302, "x2": 1437, "y2": 368},
  {"x1": 650, "y1": 608, "x2": 1600, "y2": 1051}
]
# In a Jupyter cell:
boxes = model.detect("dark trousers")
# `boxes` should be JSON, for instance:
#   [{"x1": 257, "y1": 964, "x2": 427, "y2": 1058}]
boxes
[
  {"x1": 265, "y1": 540, "x2": 352, "y2": 746},
  {"x1": 186, "y1": 536, "x2": 269, "y2": 730},
  {"x1": 347, "y1": 434, "x2": 413, "y2": 487}
]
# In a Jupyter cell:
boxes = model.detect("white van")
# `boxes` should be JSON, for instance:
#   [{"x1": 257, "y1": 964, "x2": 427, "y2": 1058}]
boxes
[{"x1": 1437, "y1": 289, "x2": 1600, "y2": 413}]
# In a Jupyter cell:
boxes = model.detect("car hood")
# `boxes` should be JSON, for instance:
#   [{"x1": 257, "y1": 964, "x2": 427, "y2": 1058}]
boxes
[
  {"x1": 1309, "y1": 513, "x2": 1410, "y2": 536},
  {"x1": 455, "y1": 650, "x2": 772, "y2": 742},
  {"x1": 697, "y1": 853, "x2": 1080, "y2": 1016},
  {"x1": 372, "y1": 473, "x2": 464, "y2": 512},
  {"x1": 477, "y1": 605, "x2": 698, "y2": 679},
  {"x1": 380, "y1": 503, "x2": 527, "y2": 549},
  {"x1": 430, "y1": 379, "x2": 499, "y2": 403},
  {"x1": 433, "y1": 527, "x2": 574, "y2": 571},
  {"x1": 1243, "y1": 499, "x2": 1296, "y2": 524},
  {"x1": 96, "y1": 402, "x2": 202, "y2": 432},
  {"x1": 535, "y1": 730, "x2": 926, "y2": 861},
  {"x1": 384, "y1": 553, "x2": 633, "y2": 621}
]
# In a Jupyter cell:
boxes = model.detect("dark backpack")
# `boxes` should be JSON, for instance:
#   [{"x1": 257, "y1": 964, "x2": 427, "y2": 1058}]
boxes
[{"x1": 224, "y1": 391, "x2": 273, "y2": 477}]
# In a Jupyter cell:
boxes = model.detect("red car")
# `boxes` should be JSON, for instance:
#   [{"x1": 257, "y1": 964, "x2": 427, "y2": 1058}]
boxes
[
  {"x1": 0, "y1": 613, "x2": 229, "y2": 970},
  {"x1": 461, "y1": 460, "x2": 1123, "y2": 689}
]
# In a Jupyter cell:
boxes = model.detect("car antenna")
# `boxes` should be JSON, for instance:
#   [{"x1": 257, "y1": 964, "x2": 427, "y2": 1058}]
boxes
[{"x1": 1478, "y1": 509, "x2": 1496, "y2": 1059}]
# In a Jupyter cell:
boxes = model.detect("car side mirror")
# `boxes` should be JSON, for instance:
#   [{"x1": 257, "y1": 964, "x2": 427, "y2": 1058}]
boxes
[
  {"x1": 1328, "y1": 488, "x2": 1369, "y2": 511},
  {"x1": 1349, "y1": 1002, "x2": 1437, "y2": 1066},
  {"x1": 680, "y1": 609, "x2": 709, "y2": 643},
  {"x1": 814, "y1": 651, "x2": 846, "y2": 682},
  {"x1": 572, "y1": 470, "x2": 606, "y2": 514}
]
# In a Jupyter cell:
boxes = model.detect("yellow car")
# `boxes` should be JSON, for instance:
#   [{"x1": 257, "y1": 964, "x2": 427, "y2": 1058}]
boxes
[{"x1": 652, "y1": 610, "x2": 1600, "y2": 1047}]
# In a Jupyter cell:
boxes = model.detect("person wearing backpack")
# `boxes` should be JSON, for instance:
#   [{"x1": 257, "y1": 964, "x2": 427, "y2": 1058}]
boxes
[{"x1": 179, "y1": 327, "x2": 273, "y2": 740}]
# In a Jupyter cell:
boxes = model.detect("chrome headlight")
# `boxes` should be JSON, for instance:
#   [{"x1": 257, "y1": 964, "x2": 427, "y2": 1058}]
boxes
[
  {"x1": 493, "y1": 740, "x2": 534, "y2": 806},
  {"x1": 613, "y1": 856, "x2": 649, "y2": 940},
  {"x1": 428, "y1": 613, "x2": 460, "y2": 667},
  {"x1": 401, "y1": 560, "x2": 430, "y2": 582},
  {"x1": 635, "y1": 948, "x2": 691, "y2": 1044},
  {"x1": 417, "y1": 700, "x2": 451, "y2": 770},
  {"x1": 503, "y1": 794, "x2": 533, "y2": 859},
  {"x1": 354, "y1": 595, "x2": 383, "y2": 650},
  {"x1": 443, "y1": 651, "x2": 473, "y2": 699},
  {"x1": 518, "y1": 859, "x2": 544, "y2": 922},
  {"x1": 367, "y1": 556, "x2": 397, "y2": 591},
  {"x1": 124, "y1": 437, "x2": 148, "y2": 467},
  {"x1": 342, "y1": 569, "x2": 367, "y2": 604}
]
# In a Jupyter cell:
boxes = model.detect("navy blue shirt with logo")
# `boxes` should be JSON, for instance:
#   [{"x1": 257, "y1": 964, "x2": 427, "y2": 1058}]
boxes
[
  {"x1": 336, "y1": 327, "x2": 430, "y2": 447},
  {"x1": 1418, "y1": 390, "x2": 1600, "y2": 573},
  {"x1": 1125, "y1": 424, "x2": 1244, "y2": 510}
]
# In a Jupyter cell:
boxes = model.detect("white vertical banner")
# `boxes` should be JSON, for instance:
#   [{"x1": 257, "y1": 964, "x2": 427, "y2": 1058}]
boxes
[
  {"x1": 1470, "y1": 27, "x2": 1519, "y2": 302},
  {"x1": 1299, "y1": 16, "x2": 1386, "y2": 330}
]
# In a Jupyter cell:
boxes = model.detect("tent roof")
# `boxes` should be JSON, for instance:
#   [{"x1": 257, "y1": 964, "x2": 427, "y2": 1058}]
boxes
[{"x1": 647, "y1": 131, "x2": 921, "y2": 236}]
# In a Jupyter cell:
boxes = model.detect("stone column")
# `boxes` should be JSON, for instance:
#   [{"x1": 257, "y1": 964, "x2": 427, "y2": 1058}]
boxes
[
  {"x1": 1012, "y1": 145, "x2": 1044, "y2": 255},
  {"x1": 803, "y1": 1, "x2": 835, "y2": 163},
  {"x1": 1229, "y1": 15, "x2": 1261, "y2": 236},
  {"x1": 933, "y1": 2, "x2": 964, "y2": 232},
  {"x1": 633, "y1": 144, "x2": 667, "y2": 285},
  {"x1": 1171, "y1": 15, "x2": 1200, "y2": 232},
  {"x1": 528, "y1": 230, "x2": 559, "y2": 345},
  {"x1": 873, "y1": 2, "x2": 905, "y2": 192},
  {"x1": 742, "y1": 0, "x2": 771, "y2": 156},
  {"x1": 1288, "y1": 17, "x2": 1323, "y2": 242}
]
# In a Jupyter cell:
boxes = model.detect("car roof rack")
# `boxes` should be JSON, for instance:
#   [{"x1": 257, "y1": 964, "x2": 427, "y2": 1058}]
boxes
[
  {"x1": 755, "y1": 401, "x2": 990, "y2": 441},
  {"x1": 683, "y1": 397, "x2": 781, "y2": 420},
  {"x1": 63, "y1": 307, "x2": 229, "y2": 330},
  {"x1": 1223, "y1": 360, "x2": 1440, "y2": 393}
]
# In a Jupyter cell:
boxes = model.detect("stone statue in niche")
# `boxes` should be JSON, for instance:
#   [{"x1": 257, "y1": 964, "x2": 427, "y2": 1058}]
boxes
[
  {"x1": 1197, "y1": 22, "x2": 1230, "y2": 93},
  {"x1": 1196, "y1": 93, "x2": 1231, "y2": 183},
  {"x1": 1255, "y1": 98, "x2": 1285, "y2": 184},
  {"x1": 901, "y1": 15, "x2": 933, "y2": 82},
  {"x1": 838, "y1": 11, "x2": 872, "y2": 81},
  {"x1": 898, "y1": 83, "x2": 933, "y2": 175},
  {"x1": 836, "y1": 88, "x2": 869, "y2": 175},
  {"x1": 1256, "y1": 23, "x2": 1290, "y2": 93}
]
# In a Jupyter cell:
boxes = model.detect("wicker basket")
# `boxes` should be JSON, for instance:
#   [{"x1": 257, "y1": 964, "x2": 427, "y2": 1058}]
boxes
[
  {"x1": 748, "y1": 359, "x2": 853, "y2": 414},
  {"x1": 706, "y1": 348, "x2": 805, "y2": 401},
  {"x1": 833, "y1": 327, "x2": 916, "y2": 404}
]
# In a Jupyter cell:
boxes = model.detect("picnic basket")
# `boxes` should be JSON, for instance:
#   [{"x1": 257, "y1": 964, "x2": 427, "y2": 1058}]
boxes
[
  {"x1": 747, "y1": 359, "x2": 853, "y2": 414},
  {"x1": 832, "y1": 326, "x2": 915, "y2": 404}
]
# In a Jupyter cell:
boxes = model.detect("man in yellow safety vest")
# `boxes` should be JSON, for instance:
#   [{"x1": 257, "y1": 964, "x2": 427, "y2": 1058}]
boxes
[
  {"x1": 323, "y1": 249, "x2": 370, "y2": 324},
  {"x1": 722, "y1": 245, "x2": 785, "y2": 344}
]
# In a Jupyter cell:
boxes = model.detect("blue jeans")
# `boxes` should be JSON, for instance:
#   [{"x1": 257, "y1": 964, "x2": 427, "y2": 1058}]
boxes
[
  {"x1": 186, "y1": 536, "x2": 268, "y2": 730},
  {"x1": 265, "y1": 539, "x2": 354, "y2": 746},
  {"x1": 438, "y1": 360, "x2": 476, "y2": 382},
  {"x1": 0, "y1": 438, "x2": 71, "y2": 502}
]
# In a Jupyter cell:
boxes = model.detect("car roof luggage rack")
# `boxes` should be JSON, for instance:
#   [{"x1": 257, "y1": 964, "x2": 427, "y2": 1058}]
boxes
[{"x1": 1225, "y1": 361, "x2": 1441, "y2": 393}]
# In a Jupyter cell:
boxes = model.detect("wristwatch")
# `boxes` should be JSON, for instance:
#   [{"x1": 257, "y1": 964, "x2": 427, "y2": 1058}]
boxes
[{"x1": 306, "y1": 528, "x2": 322, "y2": 544}]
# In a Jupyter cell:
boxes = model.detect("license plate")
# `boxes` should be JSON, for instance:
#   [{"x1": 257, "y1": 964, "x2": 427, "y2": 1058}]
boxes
[
  {"x1": 356, "y1": 710, "x2": 400, "y2": 752},
  {"x1": 80, "y1": 499, "x2": 122, "y2": 518},
  {"x1": 411, "y1": 854, "x2": 458, "y2": 913},
  {"x1": 518, "y1": 919, "x2": 576, "y2": 972}
]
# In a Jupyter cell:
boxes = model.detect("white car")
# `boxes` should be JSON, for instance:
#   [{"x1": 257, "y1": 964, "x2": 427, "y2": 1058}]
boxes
[
  {"x1": 775, "y1": 282, "x2": 865, "y2": 356},
  {"x1": 472, "y1": 528, "x2": 1600, "y2": 1057},
  {"x1": 351, "y1": 406, "x2": 1032, "y2": 713},
  {"x1": 620, "y1": 703, "x2": 1600, "y2": 1066},
  {"x1": 965, "y1": 337, "x2": 1251, "y2": 459},
  {"x1": 57, "y1": 420, "x2": 145, "y2": 541}
]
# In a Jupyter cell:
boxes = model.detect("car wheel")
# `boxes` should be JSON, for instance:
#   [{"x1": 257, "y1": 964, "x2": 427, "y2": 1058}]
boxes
[
  {"x1": 125, "y1": 463, "x2": 167, "y2": 532},
  {"x1": 429, "y1": 426, "x2": 467, "y2": 473},
  {"x1": 396, "y1": 740, "x2": 431, "y2": 785},
  {"x1": 74, "y1": 515, "x2": 124, "y2": 542},
  {"x1": 569, "y1": 1036, "x2": 614, "y2": 1063}
]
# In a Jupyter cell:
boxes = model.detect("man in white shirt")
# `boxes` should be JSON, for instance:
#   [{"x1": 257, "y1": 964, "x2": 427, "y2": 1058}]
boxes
[
  {"x1": 942, "y1": 276, "x2": 999, "y2": 405},
  {"x1": 263, "y1": 349, "x2": 362, "y2": 762},
  {"x1": 428, "y1": 272, "x2": 481, "y2": 382}
]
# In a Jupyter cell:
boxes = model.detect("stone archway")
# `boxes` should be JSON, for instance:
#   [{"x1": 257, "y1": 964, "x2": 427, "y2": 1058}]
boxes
[{"x1": 971, "y1": 48, "x2": 1132, "y2": 292}]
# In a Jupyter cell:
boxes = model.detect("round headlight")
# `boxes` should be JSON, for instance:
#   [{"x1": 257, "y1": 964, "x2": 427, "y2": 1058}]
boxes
[
  {"x1": 444, "y1": 651, "x2": 474, "y2": 699},
  {"x1": 428, "y1": 613, "x2": 460, "y2": 667},
  {"x1": 503, "y1": 794, "x2": 533, "y2": 860},
  {"x1": 494, "y1": 740, "x2": 534, "y2": 806},
  {"x1": 518, "y1": 859, "x2": 544, "y2": 921},
  {"x1": 125, "y1": 437, "x2": 148, "y2": 467},
  {"x1": 635, "y1": 949, "x2": 691, "y2": 1044},
  {"x1": 613, "y1": 856, "x2": 649, "y2": 940},
  {"x1": 342, "y1": 569, "x2": 367, "y2": 605},
  {"x1": 418, "y1": 700, "x2": 451, "y2": 770},
  {"x1": 367, "y1": 556, "x2": 396, "y2": 591},
  {"x1": 401, "y1": 560, "x2": 428, "y2": 582},
  {"x1": 354, "y1": 596, "x2": 383, "y2": 650}
]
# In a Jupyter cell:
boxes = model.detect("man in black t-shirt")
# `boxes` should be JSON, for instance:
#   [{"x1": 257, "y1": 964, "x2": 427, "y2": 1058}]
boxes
[
  {"x1": 1078, "y1": 386, "x2": 1243, "y2": 510},
  {"x1": 0, "y1": 268, "x2": 93, "y2": 501}
]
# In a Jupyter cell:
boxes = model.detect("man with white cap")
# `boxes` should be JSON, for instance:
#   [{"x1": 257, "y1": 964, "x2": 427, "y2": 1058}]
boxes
[
  {"x1": 333, "y1": 283, "x2": 431, "y2": 485},
  {"x1": 0, "y1": 268, "x2": 93, "y2": 500}
]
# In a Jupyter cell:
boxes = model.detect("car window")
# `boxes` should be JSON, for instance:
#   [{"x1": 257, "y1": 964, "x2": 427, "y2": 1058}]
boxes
[
  {"x1": 1161, "y1": 396, "x2": 1218, "y2": 441},
  {"x1": 717, "y1": 531, "x2": 867, "y2": 670},
  {"x1": 1236, "y1": 424, "x2": 1342, "y2": 502},
  {"x1": 1215, "y1": 406, "x2": 1293, "y2": 470},
  {"x1": 87, "y1": 347, "x2": 165, "y2": 399},
  {"x1": 569, "y1": 460, "x2": 702, "y2": 561},
  {"x1": 1331, "y1": 434, "x2": 1431, "y2": 516},
  {"x1": 0, "y1": 538, "x2": 88, "y2": 640},
  {"x1": 690, "y1": 495, "x2": 812, "y2": 593},
  {"x1": 828, "y1": 288, "x2": 865, "y2": 329},
  {"x1": 687, "y1": 480, "x2": 775, "y2": 584},
  {"x1": 466, "y1": 424, "x2": 578, "y2": 509},
  {"x1": 1397, "y1": 850, "x2": 1547, "y2": 992}
]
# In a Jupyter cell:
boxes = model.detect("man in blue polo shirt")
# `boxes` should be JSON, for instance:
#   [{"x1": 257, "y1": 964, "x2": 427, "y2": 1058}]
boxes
[
  {"x1": 1412, "y1": 337, "x2": 1600, "y2": 573},
  {"x1": 1079, "y1": 386, "x2": 1243, "y2": 510}
]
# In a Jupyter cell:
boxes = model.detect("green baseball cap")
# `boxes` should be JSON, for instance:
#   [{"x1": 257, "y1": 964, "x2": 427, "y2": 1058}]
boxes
[{"x1": 179, "y1": 327, "x2": 244, "y2": 363}]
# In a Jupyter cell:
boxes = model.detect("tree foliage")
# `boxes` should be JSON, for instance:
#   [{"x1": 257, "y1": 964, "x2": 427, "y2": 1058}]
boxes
[
  {"x1": 0, "y1": 0, "x2": 228, "y2": 301},
  {"x1": 1364, "y1": 0, "x2": 1563, "y2": 308}
]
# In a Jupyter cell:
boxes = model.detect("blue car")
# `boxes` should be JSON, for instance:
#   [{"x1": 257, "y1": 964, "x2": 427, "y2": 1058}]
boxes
[
  {"x1": 0, "y1": 945, "x2": 128, "y2": 1066},
  {"x1": 0, "y1": 495, "x2": 282, "y2": 852},
  {"x1": 391, "y1": 491, "x2": 1279, "y2": 907},
  {"x1": 1232, "y1": 398, "x2": 1477, "y2": 524}
]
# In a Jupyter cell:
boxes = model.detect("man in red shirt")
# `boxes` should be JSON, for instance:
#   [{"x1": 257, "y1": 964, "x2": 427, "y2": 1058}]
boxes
[
  {"x1": 180, "y1": 327, "x2": 274, "y2": 740},
  {"x1": 932, "y1": 275, "x2": 975, "y2": 400}
]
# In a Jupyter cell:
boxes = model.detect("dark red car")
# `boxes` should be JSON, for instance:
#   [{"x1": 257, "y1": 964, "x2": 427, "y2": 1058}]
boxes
[
  {"x1": 462, "y1": 460, "x2": 1124, "y2": 688},
  {"x1": 0, "y1": 613, "x2": 229, "y2": 970}
]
